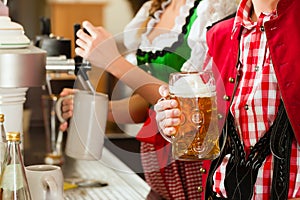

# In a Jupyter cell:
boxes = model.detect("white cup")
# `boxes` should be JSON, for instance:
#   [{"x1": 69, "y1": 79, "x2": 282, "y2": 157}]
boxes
[
  {"x1": 25, "y1": 164, "x2": 64, "y2": 200},
  {"x1": 56, "y1": 90, "x2": 108, "y2": 160}
]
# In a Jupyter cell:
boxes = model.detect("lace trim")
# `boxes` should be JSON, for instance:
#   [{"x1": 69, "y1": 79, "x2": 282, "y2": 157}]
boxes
[
  {"x1": 140, "y1": 0, "x2": 196, "y2": 51},
  {"x1": 137, "y1": 0, "x2": 200, "y2": 60}
]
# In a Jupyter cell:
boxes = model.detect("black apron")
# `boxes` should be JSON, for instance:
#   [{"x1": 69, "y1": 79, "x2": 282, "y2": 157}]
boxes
[{"x1": 205, "y1": 101, "x2": 293, "y2": 200}]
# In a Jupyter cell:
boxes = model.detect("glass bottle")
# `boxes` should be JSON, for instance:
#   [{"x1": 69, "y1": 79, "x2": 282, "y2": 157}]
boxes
[
  {"x1": 0, "y1": 114, "x2": 7, "y2": 173},
  {"x1": 0, "y1": 132, "x2": 31, "y2": 200}
]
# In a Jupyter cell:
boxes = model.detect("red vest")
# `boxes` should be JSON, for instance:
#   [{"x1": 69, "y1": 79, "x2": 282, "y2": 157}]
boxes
[
  {"x1": 206, "y1": 0, "x2": 300, "y2": 145},
  {"x1": 202, "y1": 1, "x2": 300, "y2": 196}
]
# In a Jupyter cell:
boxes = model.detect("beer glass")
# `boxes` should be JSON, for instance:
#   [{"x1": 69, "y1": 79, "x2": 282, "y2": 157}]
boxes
[{"x1": 165, "y1": 72, "x2": 220, "y2": 161}]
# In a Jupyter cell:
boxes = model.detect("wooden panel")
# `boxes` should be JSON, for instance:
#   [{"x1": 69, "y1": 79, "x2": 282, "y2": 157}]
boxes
[{"x1": 49, "y1": 3, "x2": 105, "y2": 57}]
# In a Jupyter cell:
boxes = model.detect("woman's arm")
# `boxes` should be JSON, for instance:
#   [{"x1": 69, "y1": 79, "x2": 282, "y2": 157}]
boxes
[
  {"x1": 108, "y1": 93, "x2": 150, "y2": 124},
  {"x1": 75, "y1": 21, "x2": 165, "y2": 105},
  {"x1": 59, "y1": 89, "x2": 150, "y2": 130}
]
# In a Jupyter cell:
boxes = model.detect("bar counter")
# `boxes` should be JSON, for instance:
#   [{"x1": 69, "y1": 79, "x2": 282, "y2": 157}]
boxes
[
  {"x1": 24, "y1": 126, "x2": 152, "y2": 199},
  {"x1": 62, "y1": 147, "x2": 150, "y2": 199}
]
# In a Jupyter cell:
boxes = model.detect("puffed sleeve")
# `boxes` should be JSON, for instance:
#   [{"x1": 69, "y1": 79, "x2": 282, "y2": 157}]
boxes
[
  {"x1": 181, "y1": 0, "x2": 237, "y2": 72},
  {"x1": 123, "y1": 1, "x2": 152, "y2": 51}
]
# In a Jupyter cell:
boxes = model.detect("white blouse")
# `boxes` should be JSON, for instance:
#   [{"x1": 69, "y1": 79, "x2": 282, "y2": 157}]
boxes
[{"x1": 123, "y1": 0, "x2": 237, "y2": 72}]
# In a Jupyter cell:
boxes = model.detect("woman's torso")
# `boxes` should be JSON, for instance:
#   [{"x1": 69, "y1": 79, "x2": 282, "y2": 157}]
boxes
[
  {"x1": 136, "y1": 0, "x2": 200, "y2": 82},
  {"x1": 123, "y1": 0, "x2": 238, "y2": 81}
]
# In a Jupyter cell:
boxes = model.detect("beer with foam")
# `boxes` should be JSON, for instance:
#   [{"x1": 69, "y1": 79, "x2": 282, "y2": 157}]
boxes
[{"x1": 169, "y1": 72, "x2": 220, "y2": 161}]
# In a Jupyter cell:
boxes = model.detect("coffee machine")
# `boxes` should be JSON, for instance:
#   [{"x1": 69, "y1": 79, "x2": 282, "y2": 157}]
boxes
[{"x1": 0, "y1": 1, "x2": 46, "y2": 149}]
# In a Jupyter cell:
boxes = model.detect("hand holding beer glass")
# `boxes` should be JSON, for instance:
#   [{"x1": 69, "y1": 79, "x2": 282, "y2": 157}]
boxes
[{"x1": 161, "y1": 71, "x2": 220, "y2": 161}]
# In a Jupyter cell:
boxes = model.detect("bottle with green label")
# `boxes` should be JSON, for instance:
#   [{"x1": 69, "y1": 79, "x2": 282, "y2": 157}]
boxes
[{"x1": 0, "y1": 132, "x2": 31, "y2": 200}]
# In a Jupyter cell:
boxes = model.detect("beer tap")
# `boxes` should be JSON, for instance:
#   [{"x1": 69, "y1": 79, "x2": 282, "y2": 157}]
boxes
[{"x1": 73, "y1": 24, "x2": 95, "y2": 93}]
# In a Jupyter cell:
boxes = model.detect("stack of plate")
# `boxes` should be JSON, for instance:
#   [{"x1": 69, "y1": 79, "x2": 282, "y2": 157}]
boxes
[{"x1": 0, "y1": 16, "x2": 30, "y2": 49}]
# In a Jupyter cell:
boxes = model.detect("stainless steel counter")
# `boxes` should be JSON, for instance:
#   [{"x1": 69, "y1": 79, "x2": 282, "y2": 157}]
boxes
[
  {"x1": 24, "y1": 126, "x2": 151, "y2": 199},
  {"x1": 62, "y1": 148, "x2": 151, "y2": 199}
]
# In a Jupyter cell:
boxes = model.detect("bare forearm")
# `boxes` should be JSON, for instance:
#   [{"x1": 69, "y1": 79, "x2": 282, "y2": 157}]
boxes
[
  {"x1": 107, "y1": 56, "x2": 165, "y2": 105},
  {"x1": 107, "y1": 94, "x2": 149, "y2": 124},
  {"x1": 75, "y1": 21, "x2": 164, "y2": 105}
]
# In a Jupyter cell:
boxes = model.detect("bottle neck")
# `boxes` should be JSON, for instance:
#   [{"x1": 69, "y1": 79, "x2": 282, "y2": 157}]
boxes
[
  {"x1": 5, "y1": 140, "x2": 23, "y2": 165},
  {"x1": 0, "y1": 139, "x2": 31, "y2": 200}
]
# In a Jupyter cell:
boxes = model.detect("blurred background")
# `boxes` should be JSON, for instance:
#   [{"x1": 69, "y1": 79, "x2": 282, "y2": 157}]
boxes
[
  {"x1": 5, "y1": 0, "x2": 148, "y2": 176},
  {"x1": 9, "y1": 0, "x2": 148, "y2": 40},
  {"x1": 6, "y1": 0, "x2": 148, "y2": 127}
]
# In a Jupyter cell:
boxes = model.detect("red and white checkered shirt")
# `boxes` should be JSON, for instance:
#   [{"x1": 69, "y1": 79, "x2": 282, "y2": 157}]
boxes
[{"x1": 212, "y1": 0, "x2": 300, "y2": 199}]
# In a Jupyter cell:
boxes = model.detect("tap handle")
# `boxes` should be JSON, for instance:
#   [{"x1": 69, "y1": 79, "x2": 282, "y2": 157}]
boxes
[{"x1": 73, "y1": 24, "x2": 83, "y2": 75}]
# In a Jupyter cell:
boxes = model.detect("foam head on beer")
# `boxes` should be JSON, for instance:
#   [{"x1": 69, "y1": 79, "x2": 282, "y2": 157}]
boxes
[{"x1": 170, "y1": 73, "x2": 215, "y2": 98}]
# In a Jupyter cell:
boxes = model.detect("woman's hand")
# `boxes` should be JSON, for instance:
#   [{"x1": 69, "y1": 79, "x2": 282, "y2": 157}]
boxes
[
  {"x1": 75, "y1": 21, "x2": 121, "y2": 70},
  {"x1": 58, "y1": 88, "x2": 76, "y2": 131},
  {"x1": 154, "y1": 85, "x2": 181, "y2": 136}
]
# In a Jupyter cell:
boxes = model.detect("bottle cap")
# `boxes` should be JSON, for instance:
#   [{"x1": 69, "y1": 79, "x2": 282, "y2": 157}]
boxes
[
  {"x1": 6, "y1": 132, "x2": 20, "y2": 141},
  {"x1": 0, "y1": 114, "x2": 4, "y2": 122}
]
